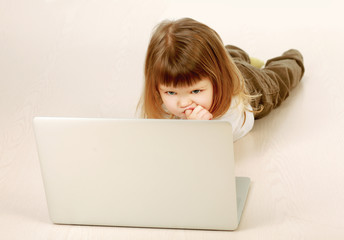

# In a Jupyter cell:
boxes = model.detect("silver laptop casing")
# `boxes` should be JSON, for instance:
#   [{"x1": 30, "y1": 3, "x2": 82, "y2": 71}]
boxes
[{"x1": 33, "y1": 117, "x2": 250, "y2": 230}]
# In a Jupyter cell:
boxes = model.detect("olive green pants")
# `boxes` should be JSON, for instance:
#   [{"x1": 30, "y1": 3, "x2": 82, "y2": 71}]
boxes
[{"x1": 226, "y1": 45, "x2": 305, "y2": 119}]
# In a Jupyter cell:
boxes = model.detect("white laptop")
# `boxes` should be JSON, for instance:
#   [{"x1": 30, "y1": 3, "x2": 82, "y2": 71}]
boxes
[{"x1": 33, "y1": 117, "x2": 250, "y2": 231}]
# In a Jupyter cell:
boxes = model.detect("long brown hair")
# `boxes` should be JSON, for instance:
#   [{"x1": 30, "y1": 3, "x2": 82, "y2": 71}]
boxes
[{"x1": 139, "y1": 18, "x2": 252, "y2": 119}]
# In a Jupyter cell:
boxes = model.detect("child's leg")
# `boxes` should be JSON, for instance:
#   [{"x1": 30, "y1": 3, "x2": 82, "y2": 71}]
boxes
[
  {"x1": 264, "y1": 49, "x2": 304, "y2": 96},
  {"x1": 236, "y1": 49, "x2": 305, "y2": 119},
  {"x1": 226, "y1": 45, "x2": 265, "y2": 68},
  {"x1": 262, "y1": 49, "x2": 304, "y2": 107},
  {"x1": 225, "y1": 45, "x2": 251, "y2": 63}
]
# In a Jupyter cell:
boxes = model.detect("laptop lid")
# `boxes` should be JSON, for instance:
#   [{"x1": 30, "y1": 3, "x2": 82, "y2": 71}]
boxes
[{"x1": 33, "y1": 117, "x2": 249, "y2": 230}]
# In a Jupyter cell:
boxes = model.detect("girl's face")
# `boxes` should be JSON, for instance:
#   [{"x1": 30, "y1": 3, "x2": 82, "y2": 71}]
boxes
[{"x1": 158, "y1": 78, "x2": 213, "y2": 119}]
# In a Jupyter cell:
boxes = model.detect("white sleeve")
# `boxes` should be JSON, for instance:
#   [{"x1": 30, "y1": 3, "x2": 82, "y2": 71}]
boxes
[{"x1": 216, "y1": 97, "x2": 254, "y2": 142}]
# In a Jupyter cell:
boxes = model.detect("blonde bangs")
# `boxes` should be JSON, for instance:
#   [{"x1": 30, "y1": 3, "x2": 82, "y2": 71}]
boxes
[{"x1": 152, "y1": 55, "x2": 209, "y2": 88}]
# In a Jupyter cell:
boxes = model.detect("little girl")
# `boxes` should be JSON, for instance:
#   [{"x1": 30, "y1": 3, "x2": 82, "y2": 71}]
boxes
[{"x1": 138, "y1": 18, "x2": 305, "y2": 141}]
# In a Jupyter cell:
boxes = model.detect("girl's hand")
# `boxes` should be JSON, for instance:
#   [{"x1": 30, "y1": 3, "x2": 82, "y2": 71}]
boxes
[{"x1": 185, "y1": 105, "x2": 213, "y2": 120}]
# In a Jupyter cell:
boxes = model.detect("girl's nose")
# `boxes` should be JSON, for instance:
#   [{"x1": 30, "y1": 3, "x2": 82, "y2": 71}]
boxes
[{"x1": 179, "y1": 97, "x2": 192, "y2": 108}]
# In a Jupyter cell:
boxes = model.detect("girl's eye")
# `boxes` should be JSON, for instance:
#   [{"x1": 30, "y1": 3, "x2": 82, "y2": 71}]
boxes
[
  {"x1": 192, "y1": 90, "x2": 201, "y2": 94},
  {"x1": 166, "y1": 91, "x2": 176, "y2": 95}
]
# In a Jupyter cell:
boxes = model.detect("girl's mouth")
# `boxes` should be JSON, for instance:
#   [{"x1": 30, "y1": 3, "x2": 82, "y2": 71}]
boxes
[{"x1": 183, "y1": 107, "x2": 195, "y2": 113}]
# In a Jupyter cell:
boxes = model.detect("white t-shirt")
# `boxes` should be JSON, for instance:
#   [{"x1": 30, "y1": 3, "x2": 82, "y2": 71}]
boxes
[{"x1": 217, "y1": 96, "x2": 254, "y2": 142}]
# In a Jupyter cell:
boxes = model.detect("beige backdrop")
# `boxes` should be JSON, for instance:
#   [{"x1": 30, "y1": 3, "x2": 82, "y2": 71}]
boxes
[{"x1": 1, "y1": 0, "x2": 344, "y2": 239}]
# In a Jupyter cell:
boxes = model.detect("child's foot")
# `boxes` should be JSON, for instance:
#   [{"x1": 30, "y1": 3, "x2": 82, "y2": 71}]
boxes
[
  {"x1": 282, "y1": 49, "x2": 305, "y2": 77},
  {"x1": 249, "y1": 57, "x2": 265, "y2": 68},
  {"x1": 282, "y1": 49, "x2": 304, "y2": 62}
]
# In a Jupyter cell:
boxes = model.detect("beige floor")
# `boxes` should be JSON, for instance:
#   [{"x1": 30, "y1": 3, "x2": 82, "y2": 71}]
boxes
[{"x1": 1, "y1": 0, "x2": 344, "y2": 239}]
